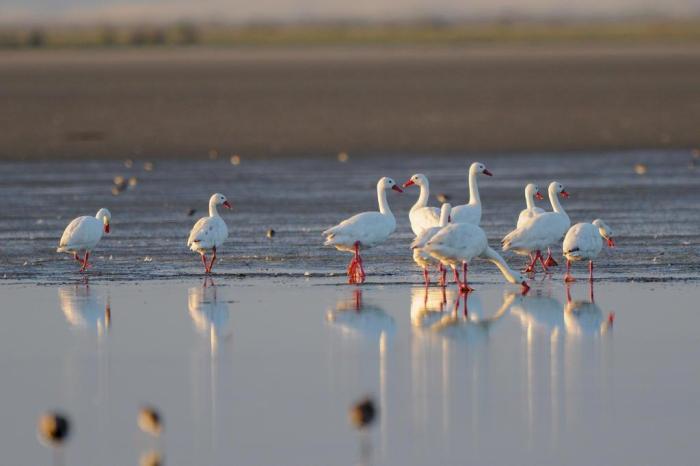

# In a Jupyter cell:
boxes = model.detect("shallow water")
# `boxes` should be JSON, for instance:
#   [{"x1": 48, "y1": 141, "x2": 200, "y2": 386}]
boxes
[
  {"x1": 1, "y1": 279, "x2": 699, "y2": 465},
  {"x1": 0, "y1": 150, "x2": 698, "y2": 283}
]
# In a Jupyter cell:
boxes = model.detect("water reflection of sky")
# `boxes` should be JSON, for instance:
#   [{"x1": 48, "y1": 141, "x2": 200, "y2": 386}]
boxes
[{"x1": 0, "y1": 280, "x2": 697, "y2": 465}]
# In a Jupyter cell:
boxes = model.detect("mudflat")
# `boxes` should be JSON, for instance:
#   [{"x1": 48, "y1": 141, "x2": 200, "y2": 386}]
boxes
[{"x1": 1, "y1": 44, "x2": 699, "y2": 159}]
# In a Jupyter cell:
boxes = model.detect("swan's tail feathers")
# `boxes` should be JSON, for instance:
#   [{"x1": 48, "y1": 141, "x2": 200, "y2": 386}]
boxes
[
  {"x1": 56, "y1": 246, "x2": 68, "y2": 253},
  {"x1": 323, "y1": 233, "x2": 336, "y2": 246},
  {"x1": 501, "y1": 229, "x2": 520, "y2": 251}
]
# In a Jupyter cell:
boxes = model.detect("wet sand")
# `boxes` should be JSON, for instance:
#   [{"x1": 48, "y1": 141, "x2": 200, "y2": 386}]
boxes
[
  {"x1": 1, "y1": 44, "x2": 700, "y2": 159},
  {"x1": 0, "y1": 150, "x2": 697, "y2": 283},
  {"x1": 1, "y1": 279, "x2": 699, "y2": 465}
]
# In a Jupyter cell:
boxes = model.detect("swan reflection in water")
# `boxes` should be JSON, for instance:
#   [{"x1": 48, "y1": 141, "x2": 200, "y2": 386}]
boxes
[
  {"x1": 326, "y1": 289, "x2": 396, "y2": 341},
  {"x1": 187, "y1": 278, "x2": 233, "y2": 463},
  {"x1": 326, "y1": 289, "x2": 395, "y2": 464},
  {"x1": 58, "y1": 284, "x2": 111, "y2": 336},
  {"x1": 427, "y1": 291, "x2": 515, "y2": 341},
  {"x1": 410, "y1": 286, "x2": 457, "y2": 329},
  {"x1": 188, "y1": 278, "x2": 232, "y2": 355},
  {"x1": 508, "y1": 283, "x2": 614, "y2": 446}
]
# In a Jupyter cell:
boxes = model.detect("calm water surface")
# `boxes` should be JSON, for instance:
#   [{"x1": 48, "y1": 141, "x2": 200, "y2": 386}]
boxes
[{"x1": 1, "y1": 279, "x2": 698, "y2": 465}]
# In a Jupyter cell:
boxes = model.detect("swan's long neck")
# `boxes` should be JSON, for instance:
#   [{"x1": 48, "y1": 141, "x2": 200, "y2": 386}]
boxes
[
  {"x1": 209, "y1": 199, "x2": 220, "y2": 217},
  {"x1": 483, "y1": 247, "x2": 521, "y2": 284},
  {"x1": 377, "y1": 186, "x2": 393, "y2": 216},
  {"x1": 548, "y1": 186, "x2": 567, "y2": 217},
  {"x1": 468, "y1": 167, "x2": 480, "y2": 206},
  {"x1": 525, "y1": 187, "x2": 535, "y2": 210},
  {"x1": 412, "y1": 182, "x2": 430, "y2": 211}
]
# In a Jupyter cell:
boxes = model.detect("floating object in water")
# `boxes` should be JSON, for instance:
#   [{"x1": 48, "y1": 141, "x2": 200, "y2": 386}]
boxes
[
  {"x1": 143, "y1": 162, "x2": 154, "y2": 171},
  {"x1": 208, "y1": 148, "x2": 219, "y2": 160},
  {"x1": 128, "y1": 176, "x2": 138, "y2": 188},
  {"x1": 124, "y1": 159, "x2": 134, "y2": 168},
  {"x1": 140, "y1": 450, "x2": 163, "y2": 466},
  {"x1": 230, "y1": 155, "x2": 241, "y2": 165},
  {"x1": 266, "y1": 229, "x2": 275, "y2": 238},
  {"x1": 38, "y1": 412, "x2": 70, "y2": 446},
  {"x1": 436, "y1": 193, "x2": 450, "y2": 203},
  {"x1": 143, "y1": 256, "x2": 153, "y2": 262},
  {"x1": 187, "y1": 208, "x2": 197, "y2": 216},
  {"x1": 634, "y1": 163, "x2": 648, "y2": 175},
  {"x1": 337, "y1": 151, "x2": 349, "y2": 163},
  {"x1": 349, "y1": 397, "x2": 376, "y2": 429},
  {"x1": 138, "y1": 406, "x2": 162, "y2": 437}
]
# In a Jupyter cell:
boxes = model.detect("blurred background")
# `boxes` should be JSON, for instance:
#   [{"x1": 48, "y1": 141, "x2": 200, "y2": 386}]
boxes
[{"x1": 1, "y1": 0, "x2": 699, "y2": 159}]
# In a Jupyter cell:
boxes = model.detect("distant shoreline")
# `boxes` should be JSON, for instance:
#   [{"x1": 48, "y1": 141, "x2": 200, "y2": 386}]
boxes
[{"x1": 1, "y1": 43, "x2": 699, "y2": 159}]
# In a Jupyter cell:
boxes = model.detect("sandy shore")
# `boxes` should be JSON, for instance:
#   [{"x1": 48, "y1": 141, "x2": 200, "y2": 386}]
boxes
[{"x1": 1, "y1": 44, "x2": 699, "y2": 158}]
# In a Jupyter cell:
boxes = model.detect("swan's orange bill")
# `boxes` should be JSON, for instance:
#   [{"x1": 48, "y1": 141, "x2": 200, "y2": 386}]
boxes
[
  {"x1": 104, "y1": 224, "x2": 110, "y2": 233},
  {"x1": 607, "y1": 237, "x2": 616, "y2": 247},
  {"x1": 223, "y1": 200, "x2": 232, "y2": 209},
  {"x1": 402, "y1": 179, "x2": 415, "y2": 188},
  {"x1": 560, "y1": 190, "x2": 570, "y2": 198},
  {"x1": 392, "y1": 185, "x2": 404, "y2": 193},
  {"x1": 483, "y1": 169, "x2": 493, "y2": 176},
  {"x1": 535, "y1": 192, "x2": 545, "y2": 200}
]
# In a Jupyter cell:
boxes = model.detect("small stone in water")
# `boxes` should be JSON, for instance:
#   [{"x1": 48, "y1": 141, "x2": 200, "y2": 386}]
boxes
[
  {"x1": 208, "y1": 148, "x2": 219, "y2": 159},
  {"x1": 124, "y1": 159, "x2": 133, "y2": 168},
  {"x1": 266, "y1": 229, "x2": 275, "y2": 238},
  {"x1": 138, "y1": 406, "x2": 162, "y2": 436},
  {"x1": 140, "y1": 450, "x2": 162, "y2": 466},
  {"x1": 128, "y1": 176, "x2": 138, "y2": 187},
  {"x1": 634, "y1": 163, "x2": 648, "y2": 175},
  {"x1": 143, "y1": 162, "x2": 154, "y2": 171},
  {"x1": 187, "y1": 208, "x2": 197, "y2": 216},
  {"x1": 113, "y1": 175, "x2": 126, "y2": 186},
  {"x1": 349, "y1": 397, "x2": 377, "y2": 429},
  {"x1": 38, "y1": 412, "x2": 70, "y2": 446},
  {"x1": 337, "y1": 151, "x2": 349, "y2": 162},
  {"x1": 230, "y1": 155, "x2": 241, "y2": 165}
]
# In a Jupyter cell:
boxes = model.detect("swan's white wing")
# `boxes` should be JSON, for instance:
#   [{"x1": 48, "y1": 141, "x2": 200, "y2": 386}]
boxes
[
  {"x1": 411, "y1": 226, "x2": 441, "y2": 249},
  {"x1": 409, "y1": 206, "x2": 441, "y2": 235},
  {"x1": 323, "y1": 212, "x2": 394, "y2": 247},
  {"x1": 58, "y1": 216, "x2": 102, "y2": 251},
  {"x1": 426, "y1": 223, "x2": 487, "y2": 261},
  {"x1": 563, "y1": 223, "x2": 601, "y2": 259},
  {"x1": 502, "y1": 213, "x2": 567, "y2": 251},
  {"x1": 450, "y1": 204, "x2": 481, "y2": 225},
  {"x1": 516, "y1": 207, "x2": 545, "y2": 229},
  {"x1": 188, "y1": 216, "x2": 228, "y2": 250}
]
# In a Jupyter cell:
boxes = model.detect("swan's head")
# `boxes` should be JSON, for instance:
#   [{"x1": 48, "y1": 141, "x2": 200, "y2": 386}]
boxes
[
  {"x1": 526, "y1": 183, "x2": 544, "y2": 200},
  {"x1": 439, "y1": 203, "x2": 452, "y2": 225},
  {"x1": 549, "y1": 181, "x2": 569, "y2": 199},
  {"x1": 470, "y1": 162, "x2": 493, "y2": 177},
  {"x1": 210, "y1": 193, "x2": 232, "y2": 209},
  {"x1": 402, "y1": 173, "x2": 428, "y2": 188},
  {"x1": 379, "y1": 177, "x2": 403, "y2": 193},
  {"x1": 95, "y1": 208, "x2": 111, "y2": 233},
  {"x1": 593, "y1": 219, "x2": 615, "y2": 247}
]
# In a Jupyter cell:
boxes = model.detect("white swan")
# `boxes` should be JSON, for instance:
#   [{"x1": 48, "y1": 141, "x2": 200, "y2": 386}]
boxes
[
  {"x1": 449, "y1": 162, "x2": 492, "y2": 225},
  {"x1": 424, "y1": 222, "x2": 529, "y2": 293},
  {"x1": 410, "y1": 203, "x2": 451, "y2": 286},
  {"x1": 323, "y1": 177, "x2": 402, "y2": 284},
  {"x1": 516, "y1": 183, "x2": 545, "y2": 228},
  {"x1": 403, "y1": 173, "x2": 440, "y2": 236},
  {"x1": 187, "y1": 193, "x2": 231, "y2": 274},
  {"x1": 502, "y1": 181, "x2": 570, "y2": 273},
  {"x1": 57, "y1": 208, "x2": 111, "y2": 271},
  {"x1": 563, "y1": 219, "x2": 616, "y2": 282}
]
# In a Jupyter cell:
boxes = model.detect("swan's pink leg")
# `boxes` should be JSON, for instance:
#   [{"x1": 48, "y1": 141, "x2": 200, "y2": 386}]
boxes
[
  {"x1": 564, "y1": 259, "x2": 576, "y2": 282},
  {"x1": 438, "y1": 263, "x2": 447, "y2": 287},
  {"x1": 588, "y1": 260, "x2": 594, "y2": 282},
  {"x1": 355, "y1": 242, "x2": 366, "y2": 284},
  {"x1": 80, "y1": 252, "x2": 90, "y2": 272},
  {"x1": 589, "y1": 280, "x2": 595, "y2": 303},
  {"x1": 544, "y1": 247, "x2": 559, "y2": 267},
  {"x1": 460, "y1": 262, "x2": 474, "y2": 293},
  {"x1": 207, "y1": 247, "x2": 217, "y2": 274},
  {"x1": 201, "y1": 253, "x2": 209, "y2": 273},
  {"x1": 453, "y1": 267, "x2": 461, "y2": 287},
  {"x1": 523, "y1": 253, "x2": 538, "y2": 273},
  {"x1": 423, "y1": 268, "x2": 430, "y2": 286},
  {"x1": 565, "y1": 283, "x2": 572, "y2": 303},
  {"x1": 536, "y1": 250, "x2": 550, "y2": 272}
]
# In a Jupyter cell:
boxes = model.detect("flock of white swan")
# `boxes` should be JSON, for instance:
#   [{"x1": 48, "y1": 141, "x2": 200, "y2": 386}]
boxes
[{"x1": 57, "y1": 161, "x2": 615, "y2": 291}]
